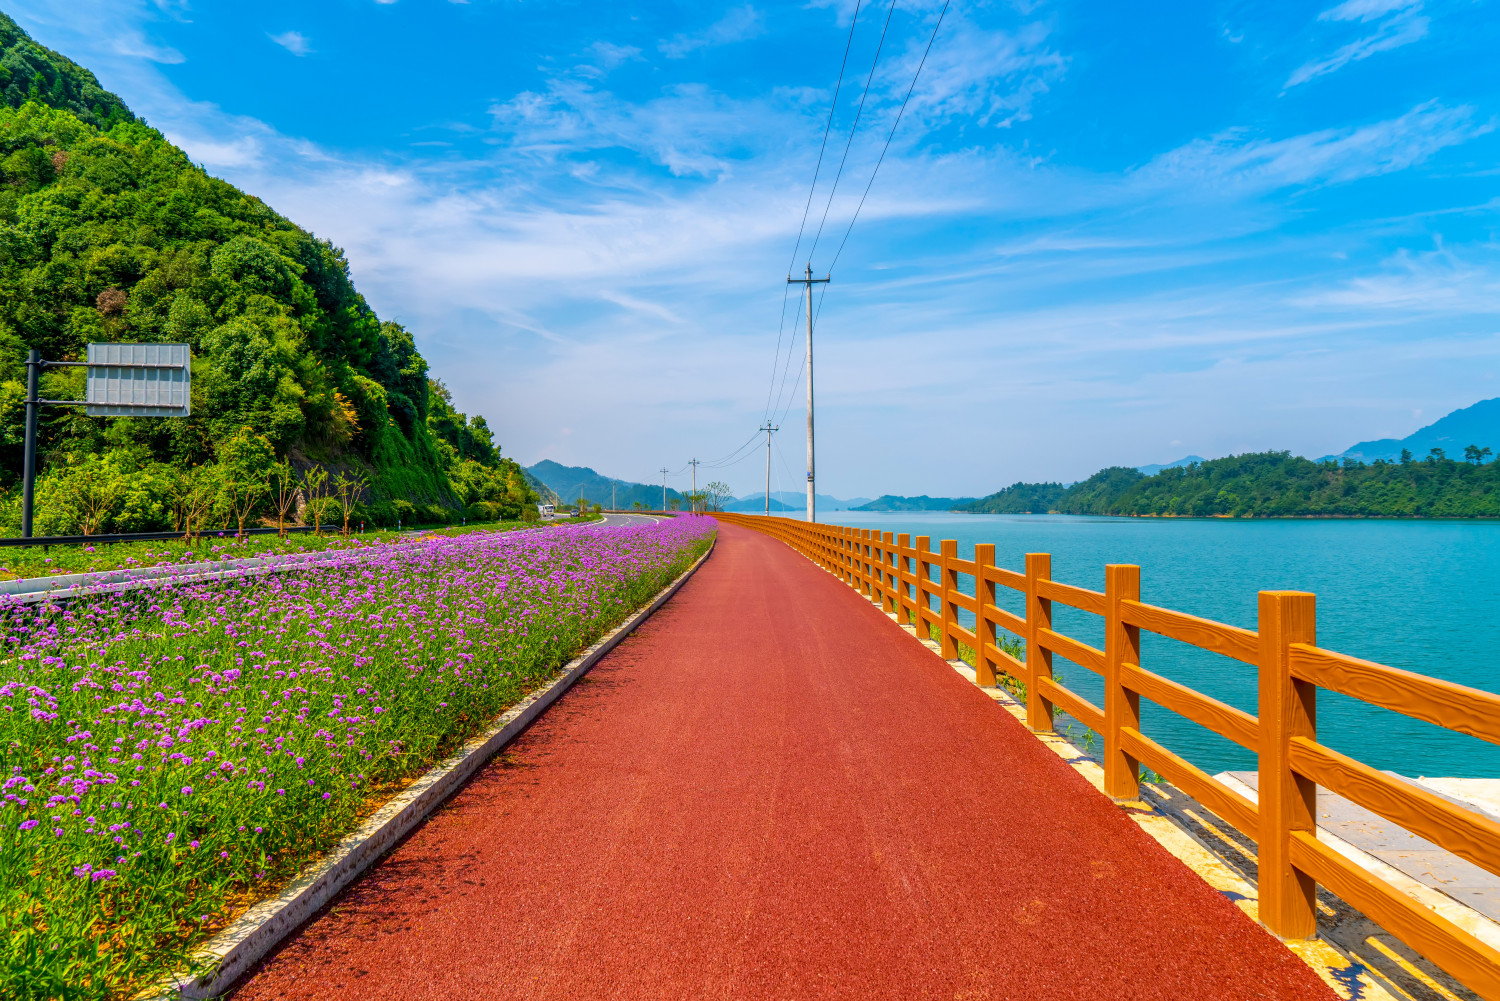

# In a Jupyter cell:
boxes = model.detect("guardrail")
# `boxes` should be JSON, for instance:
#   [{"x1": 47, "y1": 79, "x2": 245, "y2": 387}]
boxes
[
  {"x1": 715, "y1": 512, "x2": 1500, "y2": 998},
  {"x1": 0, "y1": 526, "x2": 315, "y2": 548}
]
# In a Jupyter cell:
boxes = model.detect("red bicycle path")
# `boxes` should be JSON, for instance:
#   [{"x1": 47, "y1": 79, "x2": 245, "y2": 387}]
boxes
[{"x1": 232, "y1": 521, "x2": 1336, "y2": 1001}]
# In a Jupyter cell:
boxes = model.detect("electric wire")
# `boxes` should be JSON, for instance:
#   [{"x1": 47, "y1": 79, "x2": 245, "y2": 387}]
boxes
[
  {"x1": 827, "y1": 0, "x2": 951, "y2": 276},
  {"x1": 765, "y1": 0, "x2": 863, "y2": 423},
  {"x1": 805, "y1": 0, "x2": 900, "y2": 267}
]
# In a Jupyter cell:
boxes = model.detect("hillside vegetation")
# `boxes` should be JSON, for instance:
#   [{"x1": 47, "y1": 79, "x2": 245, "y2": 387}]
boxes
[
  {"x1": 962, "y1": 450, "x2": 1500, "y2": 518},
  {"x1": 0, "y1": 13, "x2": 536, "y2": 534}
]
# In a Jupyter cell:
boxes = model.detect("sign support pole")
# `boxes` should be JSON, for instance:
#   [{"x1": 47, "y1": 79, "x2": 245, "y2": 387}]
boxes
[{"x1": 21, "y1": 349, "x2": 39, "y2": 539}]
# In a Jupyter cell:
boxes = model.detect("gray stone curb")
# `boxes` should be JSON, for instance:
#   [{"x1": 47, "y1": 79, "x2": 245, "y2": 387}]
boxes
[{"x1": 159, "y1": 536, "x2": 716, "y2": 1000}]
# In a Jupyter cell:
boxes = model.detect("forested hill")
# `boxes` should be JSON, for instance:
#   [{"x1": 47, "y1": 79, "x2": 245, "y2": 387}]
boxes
[
  {"x1": 0, "y1": 13, "x2": 536, "y2": 533},
  {"x1": 527, "y1": 460, "x2": 683, "y2": 509},
  {"x1": 960, "y1": 450, "x2": 1500, "y2": 518}
]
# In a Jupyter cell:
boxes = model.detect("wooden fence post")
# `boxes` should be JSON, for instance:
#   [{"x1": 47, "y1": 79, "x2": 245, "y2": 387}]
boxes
[
  {"x1": 939, "y1": 540, "x2": 959, "y2": 660},
  {"x1": 1105, "y1": 564, "x2": 1142, "y2": 800},
  {"x1": 1024, "y1": 553, "x2": 1054, "y2": 732},
  {"x1": 974, "y1": 543, "x2": 998, "y2": 687},
  {"x1": 881, "y1": 532, "x2": 897, "y2": 613},
  {"x1": 861, "y1": 530, "x2": 874, "y2": 598},
  {"x1": 1258, "y1": 590, "x2": 1319, "y2": 940},
  {"x1": 914, "y1": 536, "x2": 932, "y2": 642},
  {"x1": 896, "y1": 533, "x2": 913, "y2": 625}
]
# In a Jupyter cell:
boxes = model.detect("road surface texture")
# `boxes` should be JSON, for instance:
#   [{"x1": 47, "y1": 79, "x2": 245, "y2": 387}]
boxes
[{"x1": 232, "y1": 521, "x2": 1335, "y2": 1001}]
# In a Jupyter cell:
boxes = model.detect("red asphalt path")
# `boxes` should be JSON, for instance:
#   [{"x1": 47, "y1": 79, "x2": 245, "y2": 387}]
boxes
[{"x1": 234, "y1": 522, "x2": 1336, "y2": 1001}]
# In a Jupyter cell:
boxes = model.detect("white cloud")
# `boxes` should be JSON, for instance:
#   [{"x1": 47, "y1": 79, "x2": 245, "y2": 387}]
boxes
[
  {"x1": 1135, "y1": 102, "x2": 1489, "y2": 193},
  {"x1": 1288, "y1": 2, "x2": 1427, "y2": 88},
  {"x1": 893, "y1": 16, "x2": 1066, "y2": 130},
  {"x1": 269, "y1": 31, "x2": 312, "y2": 57},
  {"x1": 659, "y1": 5, "x2": 765, "y2": 58},
  {"x1": 1320, "y1": 0, "x2": 1421, "y2": 23}
]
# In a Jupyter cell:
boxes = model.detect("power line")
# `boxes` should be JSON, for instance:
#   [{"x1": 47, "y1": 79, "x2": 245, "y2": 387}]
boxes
[
  {"x1": 767, "y1": 0, "x2": 865, "y2": 422},
  {"x1": 806, "y1": 0, "x2": 900, "y2": 266},
  {"x1": 786, "y1": 0, "x2": 865, "y2": 276},
  {"x1": 827, "y1": 0, "x2": 952, "y2": 275}
]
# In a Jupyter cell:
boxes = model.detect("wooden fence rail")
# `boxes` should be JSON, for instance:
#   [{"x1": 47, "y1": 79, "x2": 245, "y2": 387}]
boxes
[{"x1": 713, "y1": 512, "x2": 1500, "y2": 999}]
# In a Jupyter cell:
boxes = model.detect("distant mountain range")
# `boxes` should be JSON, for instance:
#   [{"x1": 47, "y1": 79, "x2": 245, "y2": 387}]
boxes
[
  {"x1": 1322, "y1": 398, "x2": 1500, "y2": 463},
  {"x1": 1130, "y1": 399, "x2": 1500, "y2": 473},
  {"x1": 525, "y1": 463, "x2": 869, "y2": 511},
  {"x1": 527, "y1": 460, "x2": 684, "y2": 510},
  {"x1": 1135, "y1": 455, "x2": 1205, "y2": 476}
]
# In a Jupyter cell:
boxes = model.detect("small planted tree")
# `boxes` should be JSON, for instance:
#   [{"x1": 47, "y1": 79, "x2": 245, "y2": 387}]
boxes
[
  {"x1": 168, "y1": 466, "x2": 215, "y2": 539},
  {"x1": 216, "y1": 428, "x2": 275, "y2": 536},
  {"x1": 49, "y1": 457, "x2": 127, "y2": 536},
  {"x1": 301, "y1": 467, "x2": 330, "y2": 533},
  {"x1": 704, "y1": 481, "x2": 732, "y2": 513},
  {"x1": 269, "y1": 461, "x2": 299, "y2": 536},
  {"x1": 332, "y1": 471, "x2": 368, "y2": 536}
]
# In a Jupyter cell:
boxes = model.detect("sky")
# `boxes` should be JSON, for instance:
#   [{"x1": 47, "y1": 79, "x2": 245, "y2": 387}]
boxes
[{"x1": 8, "y1": 0, "x2": 1500, "y2": 499}]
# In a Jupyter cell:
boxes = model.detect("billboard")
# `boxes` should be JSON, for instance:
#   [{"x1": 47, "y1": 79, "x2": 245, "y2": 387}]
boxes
[{"x1": 85, "y1": 342, "x2": 191, "y2": 417}]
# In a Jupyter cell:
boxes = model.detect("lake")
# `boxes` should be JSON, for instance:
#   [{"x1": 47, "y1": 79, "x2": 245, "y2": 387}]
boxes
[{"x1": 814, "y1": 512, "x2": 1500, "y2": 779}]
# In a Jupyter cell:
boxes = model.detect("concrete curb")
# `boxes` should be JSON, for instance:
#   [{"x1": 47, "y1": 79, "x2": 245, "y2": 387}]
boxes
[{"x1": 163, "y1": 536, "x2": 716, "y2": 1000}]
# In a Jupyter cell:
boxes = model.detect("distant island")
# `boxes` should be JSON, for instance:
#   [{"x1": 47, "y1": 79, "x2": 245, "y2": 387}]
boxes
[
  {"x1": 852, "y1": 495, "x2": 976, "y2": 512},
  {"x1": 960, "y1": 449, "x2": 1500, "y2": 518},
  {"x1": 960, "y1": 398, "x2": 1500, "y2": 519}
]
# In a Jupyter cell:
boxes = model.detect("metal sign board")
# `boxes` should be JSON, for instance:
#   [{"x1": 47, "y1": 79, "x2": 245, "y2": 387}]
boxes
[{"x1": 85, "y1": 343, "x2": 191, "y2": 417}]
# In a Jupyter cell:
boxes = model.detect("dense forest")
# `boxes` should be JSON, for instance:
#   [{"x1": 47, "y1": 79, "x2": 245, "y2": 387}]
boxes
[
  {"x1": 0, "y1": 13, "x2": 536, "y2": 534},
  {"x1": 961, "y1": 449, "x2": 1500, "y2": 518}
]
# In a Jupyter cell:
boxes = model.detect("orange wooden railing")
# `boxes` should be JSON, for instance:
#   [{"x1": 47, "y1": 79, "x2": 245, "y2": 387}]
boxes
[{"x1": 714, "y1": 513, "x2": 1500, "y2": 998}]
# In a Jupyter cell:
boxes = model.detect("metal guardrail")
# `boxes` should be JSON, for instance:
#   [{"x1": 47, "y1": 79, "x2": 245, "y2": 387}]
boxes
[{"x1": 0, "y1": 526, "x2": 316, "y2": 548}]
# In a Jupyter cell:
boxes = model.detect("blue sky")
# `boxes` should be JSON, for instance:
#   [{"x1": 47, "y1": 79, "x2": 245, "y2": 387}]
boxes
[{"x1": 9, "y1": 0, "x2": 1500, "y2": 498}]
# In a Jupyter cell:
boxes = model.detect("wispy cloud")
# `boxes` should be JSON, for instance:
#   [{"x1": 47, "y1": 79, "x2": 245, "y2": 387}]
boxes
[
  {"x1": 1135, "y1": 101, "x2": 1489, "y2": 193},
  {"x1": 269, "y1": 31, "x2": 312, "y2": 57},
  {"x1": 893, "y1": 16, "x2": 1066, "y2": 130},
  {"x1": 1287, "y1": 0, "x2": 1427, "y2": 88},
  {"x1": 659, "y1": 5, "x2": 764, "y2": 58}
]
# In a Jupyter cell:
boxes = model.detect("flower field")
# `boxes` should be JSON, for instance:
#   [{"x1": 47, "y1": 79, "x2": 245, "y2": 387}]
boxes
[{"x1": 0, "y1": 517, "x2": 714, "y2": 1000}]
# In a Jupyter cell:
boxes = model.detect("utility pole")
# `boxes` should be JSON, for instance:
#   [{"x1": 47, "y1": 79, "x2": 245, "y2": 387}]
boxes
[
  {"x1": 761, "y1": 421, "x2": 778, "y2": 518},
  {"x1": 688, "y1": 458, "x2": 701, "y2": 513},
  {"x1": 611, "y1": 481, "x2": 616, "y2": 511},
  {"x1": 659, "y1": 467, "x2": 669, "y2": 511},
  {"x1": 788, "y1": 264, "x2": 830, "y2": 522}
]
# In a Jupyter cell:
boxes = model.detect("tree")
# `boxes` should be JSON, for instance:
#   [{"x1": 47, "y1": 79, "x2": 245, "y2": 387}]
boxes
[
  {"x1": 704, "y1": 481, "x2": 732, "y2": 512},
  {"x1": 300, "y1": 466, "x2": 329, "y2": 532},
  {"x1": 269, "y1": 461, "x2": 298, "y2": 535},
  {"x1": 167, "y1": 466, "x2": 215, "y2": 538},
  {"x1": 216, "y1": 427, "x2": 274, "y2": 535},
  {"x1": 1463, "y1": 444, "x2": 1493, "y2": 464},
  {"x1": 332, "y1": 470, "x2": 367, "y2": 535},
  {"x1": 46, "y1": 455, "x2": 124, "y2": 535}
]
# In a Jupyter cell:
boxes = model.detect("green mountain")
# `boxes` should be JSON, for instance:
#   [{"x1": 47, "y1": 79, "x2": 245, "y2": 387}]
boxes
[
  {"x1": 527, "y1": 460, "x2": 682, "y2": 509},
  {"x1": 0, "y1": 13, "x2": 536, "y2": 533},
  {"x1": 960, "y1": 450, "x2": 1500, "y2": 518},
  {"x1": 851, "y1": 495, "x2": 975, "y2": 512}
]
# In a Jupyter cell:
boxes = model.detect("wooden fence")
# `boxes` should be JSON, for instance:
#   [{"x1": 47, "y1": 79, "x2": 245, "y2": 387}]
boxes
[{"x1": 714, "y1": 512, "x2": 1500, "y2": 998}]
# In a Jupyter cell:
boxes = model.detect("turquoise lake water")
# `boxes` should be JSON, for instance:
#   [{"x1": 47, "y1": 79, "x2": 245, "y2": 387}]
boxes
[{"x1": 814, "y1": 512, "x2": 1500, "y2": 779}]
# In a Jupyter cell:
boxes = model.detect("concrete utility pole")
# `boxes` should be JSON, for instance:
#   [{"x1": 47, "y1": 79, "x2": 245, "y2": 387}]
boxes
[
  {"x1": 761, "y1": 422, "x2": 779, "y2": 518},
  {"x1": 659, "y1": 467, "x2": 669, "y2": 511},
  {"x1": 612, "y1": 481, "x2": 616, "y2": 511},
  {"x1": 787, "y1": 265, "x2": 829, "y2": 523},
  {"x1": 688, "y1": 458, "x2": 701, "y2": 512}
]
